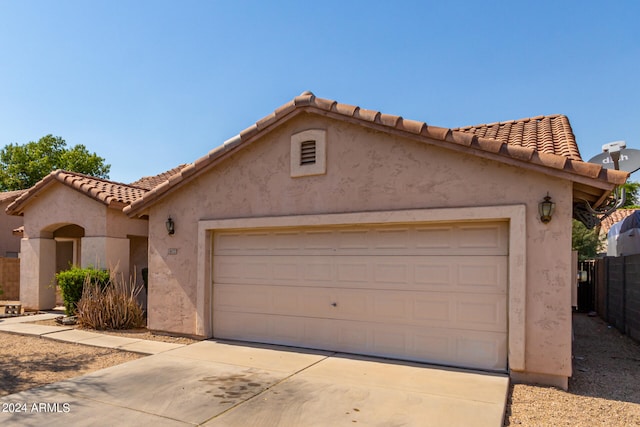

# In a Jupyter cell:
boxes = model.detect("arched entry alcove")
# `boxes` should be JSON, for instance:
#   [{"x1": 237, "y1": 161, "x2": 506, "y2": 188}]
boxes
[{"x1": 50, "y1": 224, "x2": 85, "y2": 306}]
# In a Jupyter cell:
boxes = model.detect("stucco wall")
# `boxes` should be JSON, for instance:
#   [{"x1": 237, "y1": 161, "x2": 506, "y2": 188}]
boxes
[
  {"x1": 22, "y1": 185, "x2": 107, "y2": 238},
  {"x1": 145, "y1": 113, "x2": 574, "y2": 383},
  {"x1": 106, "y1": 208, "x2": 148, "y2": 238}
]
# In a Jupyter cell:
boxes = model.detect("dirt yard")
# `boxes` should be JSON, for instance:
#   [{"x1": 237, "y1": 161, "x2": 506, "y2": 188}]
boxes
[
  {"x1": 0, "y1": 317, "x2": 199, "y2": 397},
  {"x1": 1, "y1": 313, "x2": 639, "y2": 425},
  {"x1": 0, "y1": 333, "x2": 141, "y2": 397}
]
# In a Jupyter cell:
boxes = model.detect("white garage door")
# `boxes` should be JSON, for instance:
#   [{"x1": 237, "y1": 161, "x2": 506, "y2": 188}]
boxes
[{"x1": 212, "y1": 221, "x2": 508, "y2": 371}]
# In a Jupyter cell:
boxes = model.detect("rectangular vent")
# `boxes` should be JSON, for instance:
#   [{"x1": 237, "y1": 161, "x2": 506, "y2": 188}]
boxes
[{"x1": 300, "y1": 140, "x2": 316, "y2": 165}]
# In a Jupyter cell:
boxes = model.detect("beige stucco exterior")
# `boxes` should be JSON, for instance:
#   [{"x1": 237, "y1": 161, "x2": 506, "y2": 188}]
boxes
[
  {"x1": 18, "y1": 183, "x2": 148, "y2": 310},
  {"x1": 142, "y1": 113, "x2": 575, "y2": 388}
]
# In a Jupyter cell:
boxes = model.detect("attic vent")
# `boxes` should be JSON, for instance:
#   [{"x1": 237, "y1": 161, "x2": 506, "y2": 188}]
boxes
[
  {"x1": 291, "y1": 129, "x2": 326, "y2": 177},
  {"x1": 300, "y1": 140, "x2": 316, "y2": 165}
]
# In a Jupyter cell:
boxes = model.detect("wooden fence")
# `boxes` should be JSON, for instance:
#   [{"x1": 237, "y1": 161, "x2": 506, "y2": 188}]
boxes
[{"x1": 594, "y1": 255, "x2": 640, "y2": 343}]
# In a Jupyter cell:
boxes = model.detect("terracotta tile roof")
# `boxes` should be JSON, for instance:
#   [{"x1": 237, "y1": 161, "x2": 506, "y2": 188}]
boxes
[
  {"x1": 129, "y1": 164, "x2": 188, "y2": 190},
  {"x1": 6, "y1": 170, "x2": 147, "y2": 215},
  {"x1": 122, "y1": 91, "x2": 629, "y2": 217},
  {"x1": 0, "y1": 189, "x2": 27, "y2": 204},
  {"x1": 454, "y1": 115, "x2": 582, "y2": 161},
  {"x1": 599, "y1": 208, "x2": 638, "y2": 235},
  {"x1": 5, "y1": 163, "x2": 191, "y2": 216}
]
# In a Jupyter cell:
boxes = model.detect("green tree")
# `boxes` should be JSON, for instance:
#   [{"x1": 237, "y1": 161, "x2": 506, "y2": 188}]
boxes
[
  {"x1": 572, "y1": 219, "x2": 603, "y2": 260},
  {"x1": 0, "y1": 135, "x2": 110, "y2": 191},
  {"x1": 621, "y1": 181, "x2": 640, "y2": 208}
]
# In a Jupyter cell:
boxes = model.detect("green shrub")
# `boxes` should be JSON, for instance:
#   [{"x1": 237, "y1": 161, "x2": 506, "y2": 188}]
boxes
[
  {"x1": 56, "y1": 267, "x2": 110, "y2": 315},
  {"x1": 76, "y1": 272, "x2": 144, "y2": 330}
]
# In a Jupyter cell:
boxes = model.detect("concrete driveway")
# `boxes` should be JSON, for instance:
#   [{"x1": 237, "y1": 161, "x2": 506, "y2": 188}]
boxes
[{"x1": 0, "y1": 340, "x2": 509, "y2": 426}]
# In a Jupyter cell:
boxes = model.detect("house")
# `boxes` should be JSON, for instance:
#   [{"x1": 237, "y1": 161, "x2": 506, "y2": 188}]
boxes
[
  {"x1": 0, "y1": 190, "x2": 26, "y2": 258},
  {"x1": 606, "y1": 209, "x2": 640, "y2": 256},
  {"x1": 123, "y1": 91, "x2": 627, "y2": 389},
  {"x1": 0, "y1": 190, "x2": 25, "y2": 300},
  {"x1": 5, "y1": 166, "x2": 184, "y2": 309},
  {"x1": 599, "y1": 208, "x2": 637, "y2": 256}
]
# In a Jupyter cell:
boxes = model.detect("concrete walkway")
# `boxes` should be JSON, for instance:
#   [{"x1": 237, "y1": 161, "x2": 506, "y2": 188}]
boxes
[
  {"x1": 0, "y1": 314, "x2": 509, "y2": 426},
  {"x1": 0, "y1": 313, "x2": 185, "y2": 354}
]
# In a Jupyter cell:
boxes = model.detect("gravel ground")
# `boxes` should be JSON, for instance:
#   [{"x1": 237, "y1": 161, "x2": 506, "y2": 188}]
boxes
[
  {"x1": 0, "y1": 333, "x2": 142, "y2": 397},
  {"x1": 0, "y1": 316, "x2": 200, "y2": 397},
  {"x1": 505, "y1": 313, "x2": 640, "y2": 426},
  {"x1": 1, "y1": 313, "x2": 639, "y2": 425}
]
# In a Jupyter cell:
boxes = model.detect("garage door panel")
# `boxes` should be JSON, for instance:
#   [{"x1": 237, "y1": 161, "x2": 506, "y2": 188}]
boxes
[
  {"x1": 215, "y1": 255, "x2": 504, "y2": 294},
  {"x1": 215, "y1": 283, "x2": 504, "y2": 333},
  {"x1": 414, "y1": 227, "x2": 454, "y2": 249},
  {"x1": 213, "y1": 222, "x2": 508, "y2": 256},
  {"x1": 213, "y1": 311, "x2": 269, "y2": 342},
  {"x1": 457, "y1": 257, "x2": 508, "y2": 291},
  {"x1": 271, "y1": 316, "x2": 305, "y2": 342},
  {"x1": 456, "y1": 335, "x2": 506, "y2": 371},
  {"x1": 214, "y1": 312, "x2": 507, "y2": 371},
  {"x1": 213, "y1": 284, "x2": 271, "y2": 311},
  {"x1": 458, "y1": 224, "x2": 507, "y2": 250},
  {"x1": 372, "y1": 294, "x2": 407, "y2": 319},
  {"x1": 413, "y1": 295, "x2": 452, "y2": 322},
  {"x1": 413, "y1": 263, "x2": 451, "y2": 286},
  {"x1": 216, "y1": 259, "x2": 270, "y2": 282},
  {"x1": 337, "y1": 262, "x2": 369, "y2": 283},
  {"x1": 336, "y1": 229, "x2": 369, "y2": 249},
  {"x1": 273, "y1": 263, "x2": 299, "y2": 281},
  {"x1": 455, "y1": 294, "x2": 508, "y2": 332},
  {"x1": 213, "y1": 221, "x2": 508, "y2": 371},
  {"x1": 373, "y1": 263, "x2": 410, "y2": 284}
]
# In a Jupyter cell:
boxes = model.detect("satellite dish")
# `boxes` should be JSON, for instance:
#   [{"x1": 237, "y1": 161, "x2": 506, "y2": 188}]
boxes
[{"x1": 588, "y1": 148, "x2": 640, "y2": 174}]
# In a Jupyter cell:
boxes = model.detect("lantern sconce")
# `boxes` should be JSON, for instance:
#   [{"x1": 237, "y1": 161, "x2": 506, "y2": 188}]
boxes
[
  {"x1": 539, "y1": 193, "x2": 555, "y2": 224},
  {"x1": 166, "y1": 217, "x2": 175, "y2": 235}
]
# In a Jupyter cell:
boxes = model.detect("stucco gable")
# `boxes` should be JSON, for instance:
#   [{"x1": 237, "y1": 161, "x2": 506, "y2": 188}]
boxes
[{"x1": 124, "y1": 92, "x2": 628, "y2": 217}]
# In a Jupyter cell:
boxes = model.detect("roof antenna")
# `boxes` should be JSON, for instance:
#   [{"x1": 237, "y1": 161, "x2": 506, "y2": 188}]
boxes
[{"x1": 577, "y1": 141, "x2": 628, "y2": 228}]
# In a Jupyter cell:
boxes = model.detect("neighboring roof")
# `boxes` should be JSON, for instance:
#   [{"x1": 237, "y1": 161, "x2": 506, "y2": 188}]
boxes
[
  {"x1": 454, "y1": 115, "x2": 582, "y2": 161},
  {"x1": 599, "y1": 208, "x2": 638, "y2": 235},
  {"x1": 125, "y1": 92, "x2": 628, "y2": 217},
  {"x1": 6, "y1": 170, "x2": 147, "y2": 215},
  {"x1": 129, "y1": 164, "x2": 188, "y2": 190},
  {"x1": 0, "y1": 189, "x2": 27, "y2": 204},
  {"x1": 619, "y1": 210, "x2": 640, "y2": 234}
]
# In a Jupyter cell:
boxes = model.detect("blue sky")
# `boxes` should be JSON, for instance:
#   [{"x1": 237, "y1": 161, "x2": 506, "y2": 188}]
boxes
[{"x1": 1, "y1": 1, "x2": 638, "y2": 183}]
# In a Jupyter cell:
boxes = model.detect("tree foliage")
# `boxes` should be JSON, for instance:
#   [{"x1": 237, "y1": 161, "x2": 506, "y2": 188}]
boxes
[
  {"x1": 572, "y1": 219, "x2": 603, "y2": 261},
  {"x1": 0, "y1": 135, "x2": 110, "y2": 191},
  {"x1": 621, "y1": 181, "x2": 640, "y2": 208}
]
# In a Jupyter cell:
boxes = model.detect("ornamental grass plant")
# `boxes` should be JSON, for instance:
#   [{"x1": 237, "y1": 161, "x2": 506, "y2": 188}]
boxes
[{"x1": 76, "y1": 271, "x2": 144, "y2": 330}]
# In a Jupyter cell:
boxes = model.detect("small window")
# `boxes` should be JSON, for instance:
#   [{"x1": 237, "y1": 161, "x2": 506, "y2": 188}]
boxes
[{"x1": 291, "y1": 129, "x2": 326, "y2": 177}]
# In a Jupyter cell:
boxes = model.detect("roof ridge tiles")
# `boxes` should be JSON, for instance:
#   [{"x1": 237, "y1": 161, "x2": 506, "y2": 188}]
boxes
[
  {"x1": 54, "y1": 169, "x2": 141, "y2": 189},
  {"x1": 123, "y1": 92, "x2": 628, "y2": 217}
]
